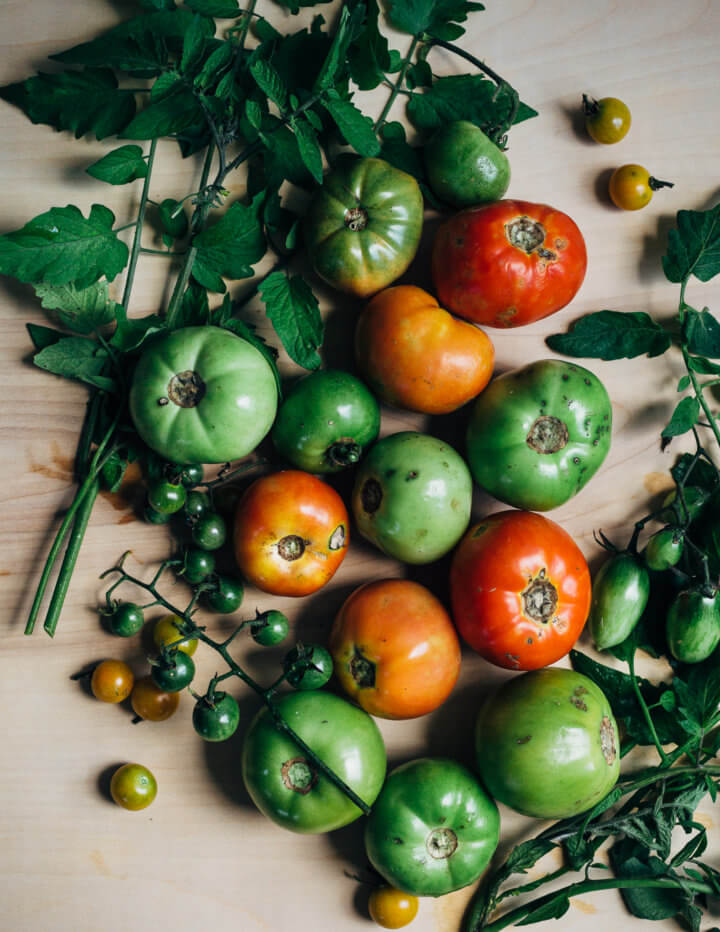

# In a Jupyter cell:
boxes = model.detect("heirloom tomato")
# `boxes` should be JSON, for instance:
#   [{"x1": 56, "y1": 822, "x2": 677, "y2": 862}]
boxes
[
  {"x1": 432, "y1": 200, "x2": 587, "y2": 328},
  {"x1": 450, "y1": 510, "x2": 591, "y2": 670},
  {"x1": 666, "y1": 589, "x2": 720, "y2": 664},
  {"x1": 364, "y1": 758, "x2": 500, "y2": 897},
  {"x1": 329, "y1": 579, "x2": 461, "y2": 719},
  {"x1": 465, "y1": 359, "x2": 612, "y2": 511},
  {"x1": 303, "y1": 156, "x2": 424, "y2": 298},
  {"x1": 354, "y1": 285, "x2": 494, "y2": 414},
  {"x1": 233, "y1": 470, "x2": 349, "y2": 596},
  {"x1": 423, "y1": 120, "x2": 510, "y2": 208},
  {"x1": 242, "y1": 691, "x2": 386, "y2": 833},
  {"x1": 129, "y1": 326, "x2": 278, "y2": 465},
  {"x1": 587, "y1": 553, "x2": 650, "y2": 650},
  {"x1": 475, "y1": 669, "x2": 620, "y2": 819},
  {"x1": 352, "y1": 432, "x2": 473, "y2": 564},
  {"x1": 271, "y1": 369, "x2": 380, "y2": 473},
  {"x1": 582, "y1": 95, "x2": 631, "y2": 144}
]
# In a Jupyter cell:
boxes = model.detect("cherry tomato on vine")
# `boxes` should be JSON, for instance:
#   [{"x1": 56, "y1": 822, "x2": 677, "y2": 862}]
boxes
[
  {"x1": 180, "y1": 464, "x2": 204, "y2": 488},
  {"x1": 184, "y1": 490, "x2": 211, "y2": 520},
  {"x1": 645, "y1": 527, "x2": 684, "y2": 571},
  {"x1": 368, "y1": 886, "x2": 419, "y2": 929},
  {"x1": 130, "y1": 675, "x2": 180, "y2": 721},
  {"x1": 144, "y1": 502, "x2": 172, "y2": 524},
  {"x1": 251, "y1": 610, "x2": 290, "y2": 646},
  {"x1": 283, "y1": 644, "x2": 333, "y2": 690},
  {"x1": 192, "y1": 692, "x2": 240, "y2": 742},
  {"x1": 152, "y1": 614, "x2": 198, "y2": 655},
  {"x1": 609, "y1": 164, "x2": 674, "y2": 210},
  {"x1": 110, "y1": 763, "x2": 157, "y2": 811},
  {"x1": 424, "y1": 120, "x2": 510, "y2": 208},
  {"x1": 192, "y1": 512, "x2": 227, "y2": 551},
  {"x1": 151, "y1": 652, "x2": 196, "y2": 692},
  {"x1": 182, "y1": 548, "x2": 216, "y2": 584},
  {"x1": 147, "y1": 478, "x2": 187, "y2": 515},
  {"x1": 109, "y1": 602, "x2": 144, "y2": 638},
  {"x1": 587, "y1": 553, "x2": 650, "y2": 650},
  {"x1": 666, "y1": 589, "x2": 720, "y2": 663},
  {"x1": 204, "y1": 575, "x2": 244, "y2": 614},
  {"x1": 582, "y1": 94, "x2": 631, "y2": 144},
  {"x1": 91, "y1": 659, "x2": 134, "y2": 703}
]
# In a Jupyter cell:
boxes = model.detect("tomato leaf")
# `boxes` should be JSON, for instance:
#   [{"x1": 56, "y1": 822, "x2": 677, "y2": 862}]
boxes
[
  {"x1": 546, "y1": 310, "x2": 672, "y2": 360},
  {"x1": 406, "y1": 73, "x2": 537, "y2": 134},
  {"x1": 158, "y1": 198, "x2": 189, "y2": 239},
  {"x1": 194, "y1": 42, "x2": 235, "y2": 89},
  {"x1": 0, "y1": 204, "x2": 128, "y2": 288},
  {"x1": 322, "y1": 94, "x2": 381, "y2": 157},
  {"x1": 291, "y1": 117, "x2": 324, "y2": 184},
  {"x1": 33, "y1": 281, "x2": 119, "y2": 334},
  {"x1": 185, "y1": 0, "x2": 240, "y2": 15},
  {"x1": 86, "y1": 145, "x2": 149, "y2": 185},
  {"x1": 609, "y1": 840, "x2": 688, "y2": 922},
  {"x1": 259, "y1": 270, "x2": 323, "y2": 370},
  {"x1": 378, "y1": 122, "x2": 441, "y2": 208},
  {"x1": 191, "y1": 197, "x2": 266, "y2": 292},
  {"x1": 249, "y1": 59, "x2": 289, "y2": 114},
  {"x1": 100, "y1": 449, "x2": 129, "y2": 493},
  {"x1": 33, "y1": 336, "x2": 108, "y2": 383},
  {"x1": 110, "y1": 305, "x2": 165, "y2": 352},
  {"x1": 26, "y1": 323, "x2": 66, "y2": 351},
  {"x1": 684, "y1": 307, "x2": 720, "y2": 358},
  {"x1": 272, "y1": 0, "x2": 332, "y2": 14},
  {"x1": 516, "y1": 894, "x2": 570, "y2": 926},
  {"x1": 180, "y1": 14, "x2": 209, "y2": 75},
  {"x1": 347, "y1": 0, "x2": 392, "y2": 90},
  {"x1": 119, "y1": 86, "x2": 204, "y2": 139},
  {"x1": 174, "y1": 282, "x2": 211, "y2": 328},
  {"x1": 386, "y1": 0, "x2": 485, "y2": 38},
  {"x1": 663, "y1": 204, "x2": 720, "y2": 284},
  {"x1": 661, "y1": 396, "x2": 700, "y2": 439},
  {"x1": 670, "y1": 452, "x2": 719, "y2": 492},
  {"x1": 51, "y1": 32, "x2": 169, "y2": 75}
]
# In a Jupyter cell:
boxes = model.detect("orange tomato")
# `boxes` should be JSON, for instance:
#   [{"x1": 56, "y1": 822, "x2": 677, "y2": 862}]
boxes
[
  {"x1": 329, "y1": 579, "x2": 461, "y2": 719},
  {"x1": 354, "y1": 285, "x2": 494, "y2": 414},
  {"x1": 233, "y1": 470, "x2": 349, "y2": 597}
]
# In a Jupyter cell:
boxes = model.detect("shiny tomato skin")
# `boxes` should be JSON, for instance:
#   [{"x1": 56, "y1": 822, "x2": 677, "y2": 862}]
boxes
[
  {"x1": 233, "y1": 470, "x2": 349, "y2": 597},
  {"x1": 432, "y1": 200, "x2": 587, "y2": 328},
  {"x1": 91, "y1": 659, "x2": 134, "y2": 703},
  {"x1": 355, "y1": 285, "x2": 494, "y2": 415},
  {"x1": 329, "y1": 579, "x2": 461, "y2": 720},
  {"x1": 450, "y1": 511, "x2": 591, "y2": 670},
  {"x1": 368, "y1": 886, "x2": 419, "y2": 929}
]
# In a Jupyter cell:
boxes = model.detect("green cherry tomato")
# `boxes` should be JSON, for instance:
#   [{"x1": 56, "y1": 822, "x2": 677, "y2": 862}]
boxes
[
  {"x1": 151, "y1": 652, "x2": 196, "y2": 692},
  {"x1": 192, "y1": 512, "x2": 227, "y2": 550},
  {"x1": 184, "y1": 490, "x2": 212, "y2": 520},
  {"x1": 475, "y1": 668, "x2": 620, "y2": 819},
  {"x1": 110, "y1": 763, "x2": 158, "y2": 811},
  {"x1": 192, "y1": 692, "x2": 240, "y2": 742},
  {"x1": 271, "y1": 370, "x2": 381, "y2": 473},
  {"x1": 109, "y1": 602, "x2": 144, "y2": 638},
  {"x1": 666, "y1": 589, "x2": 720, "y2": 663},
  {"x1": 181, "y1": 547, "x2": 216, "y2": 584},
  {"x1": 204, "y1": 575, "x2": 244, "y2": 614},
  {"x1": 368, "y1": 887, "x2": 419, "y2": 929},
  {"x1": 424, "y1": 120, "x2": 510, "y2": 208},
  {"x1": 129, "y1": 326, "x2": 278, "y2": 465},
  {"x1": 242, "y1": 690, "x2": 387, "y2": 833},
  {"x1": 303, "y1": 156, "x2": 424, "y2": 298},
  {"x1": 144, "y1": 501, "x2": 172, "y2": 524},
  {"x1": 466, "y1": 360, "x2": 613, "y2": 511},
  {"x1": 180, "y1": 464, "x2": 204, "y2": 488},
  {"x1": 251, "y1": 610, "x2": 290, "y2": 646},
  {"x1": 283, "y1": 644, "x2": 333, "y2": 690},
  {"x1": 588, "y1": 553, "x2": 650, "y2": 650},
  {"x1": 364, "y1": 758, "x2": 500, "y2": 898},
  {"x1": 609, "y1": 164, "x2": 674, "y2": 211},
  {"x1": 147, "y1": 478, "x2": 187, "y2": 515},
  {"x1": 352, "y1": 432, "x2": 473, "y2": 564},
  {"x1": 644, "y1": 527, "x2": 684, "y2": 571},
  {"x1": 152, "y1": 614, "x2": 198, "y2": 655},
  {"x1": 582, "y1": 94, "x2": 631, "y2": 144}
]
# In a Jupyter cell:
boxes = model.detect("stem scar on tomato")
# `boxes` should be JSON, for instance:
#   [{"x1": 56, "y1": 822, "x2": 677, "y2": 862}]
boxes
[
  {"x1": 426, "y1": 827, "x2": 458, "y2": 859},
  {"x1": 281, "y1": 757, "x2": 319, "y2": 794},
  {"x1": 521, "y1": 569, "x2": 558, "y2": 623},
  {"x1": 350, "y1": 647, "x2": 376, "y2": 688},
  {"x1": 167, "y1": 369, "x2": 206, "y2": 407}
]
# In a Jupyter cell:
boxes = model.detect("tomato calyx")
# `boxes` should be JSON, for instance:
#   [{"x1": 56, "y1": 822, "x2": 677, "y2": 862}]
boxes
[
  {"x1": 581, "y1": 94, "x2": 601, "y2": 117},
  {"x1": 326, "y1": 439, "x2": 362, "y2": 468},
  {"x1": 350, "y1": 646, "x2": 376, "y2": 688},
  {"x1": 344, "y1": 206, "x2": 369, "y2": 232},
  {"x1": 426, "y1": 827, "x2": 458, "y2": 860},
  {"x1": 526, "y1": 415, "x2": 569, "y2": 454},
  {"x1": 648, "y1": 176, "x2": 674, "y2": 191},
  {"x1": 521, "y1": 569, "x2": 558, "y2": 624},
  {"x1": 281, "y1": 757, "x2": 319, "y2": 794}
]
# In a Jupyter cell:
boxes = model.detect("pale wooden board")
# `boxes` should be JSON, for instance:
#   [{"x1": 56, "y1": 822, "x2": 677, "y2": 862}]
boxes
[{"x1": 2, "y1": 1, "x2": 720, "y2": 930}]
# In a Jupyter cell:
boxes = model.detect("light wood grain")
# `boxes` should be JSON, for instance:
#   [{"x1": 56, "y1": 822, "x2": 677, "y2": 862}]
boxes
[{"x1": 2, "y1": 1, "x2": 720, "y2": 930}]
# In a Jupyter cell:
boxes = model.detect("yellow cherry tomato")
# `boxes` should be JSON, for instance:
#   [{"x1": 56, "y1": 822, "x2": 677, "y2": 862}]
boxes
[
  {"x1": 609, "y1": 164, "x2": 674, "y2": 210},
  {"x1": 368, "y1": 886, "x2": 419, "y2": 929},
  {"x1": 130, "y1": 675, "x2": 180, "y2": 722},
  {"x1": 110, "y1": 763, "x2": 157, "y2": 811},
  {"x1": 583, "y1": 94, "x2": 631, "y2": 144},
  {"x1": 152, "y1": 613, "x2": 198, "y2": 656},
  {"x1": 90, "y1": 659, "x2": 134, "y2": 703}
]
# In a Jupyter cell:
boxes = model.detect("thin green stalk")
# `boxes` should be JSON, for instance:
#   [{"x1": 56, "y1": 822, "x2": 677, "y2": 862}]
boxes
[
  {"x1": 238, "y1": 0, "x2": 257, "y2": 50},
  {"x1": 374, "y1": 35, "x2": 419, "y2": 131},
  {"x1": 629, "y1": 654, "x2": 669, "y2": 764},
  {"x1": 682, "y1": 343, "x2": 720, "y2": 451},
  {"x1": 121, "y1": 137, "x2": 158, "y2": 310},
  {"x1": 139, "y1": 247, "x2": 186, "y2": 257}
]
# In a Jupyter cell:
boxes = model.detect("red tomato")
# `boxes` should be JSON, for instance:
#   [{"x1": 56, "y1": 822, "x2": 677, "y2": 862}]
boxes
[
  {"x1": 329, "y1": 579, "x2": 461, "y2": 719},
  {"x1": 432, "y1": 200, "x2": 587, "y2": 328},
  {"x1": 355, "y1": 285, "x2": 494, "y2": 414},
  {"x1": 233, "y1": 470, "x2": 349, "y2": 597},
  {"x1": 450, "y1": 511, "x2": 591, "y2": 670}
]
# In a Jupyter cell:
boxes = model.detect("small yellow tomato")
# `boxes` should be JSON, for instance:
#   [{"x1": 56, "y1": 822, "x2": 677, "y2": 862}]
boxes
[
  {"x1": 152, "y1": 614, "x2": 198, "y2": 656},
  {"x1": 583, "y1": 94, "x2": 631, "y2": 144},
  {"x1": 90, "y1": 659, "x2": 134, "y2": 703},
  {"x1": 368, "y1": 886, "x2": 419, "y2": 929},
  {"x1": 608, "y1": 164, "x2": 673, "y2": 210},
  {"x1": 110, "y1": 763, "x2": 157, "y2": 811}
]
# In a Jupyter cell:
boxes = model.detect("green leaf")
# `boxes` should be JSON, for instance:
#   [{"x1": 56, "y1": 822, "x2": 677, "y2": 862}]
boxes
[
  {"x1": 687, "y1": 354, "x2": 720, "y2": 374},
  {"x1": 663, "y1": 204, "x2": 720, "y2": 284},
  {"x1": 249, "y1": 59, "x2": 289, "y2": 113},
  {"x1": 272, "y1": 0, "x2": 332, "y2": 13},
  {"x1": 195, "y1": 42, "x2": 235, "y2": 88},
  {"x1": 517, "y1": 896, "x2": 570, "y2": 926},
  {"x1": 347, "y1": 0, "x2": 392, "y2": 90},
  {"x1": 101, "y1": 450, "x2": 128, "y2": 493},
  {"x1": 322, "y1": 95, "x2": 380, "y2": 156},
  {"x1": 174, "y1": 282, "x2": 210, "y2": 328},
  {"x1": 0, "y1": 70, "x2": 136, "y2": 140},
  {"x1": 661, "y1": 396, "x2": 700, "y2": 439},
  {"x1": 0, "y1": 204, "x2": 128, "y2": 287},
  {"x1": 86, "y1": 145, "x2": 148, "y2": 185},
  {"x1": 245, "y1": 99, "x2": 263, "y2": 130},
  {"x1": 119, "y1": 86, "x2": 204, "y2": 139},
  {"x1": 386, "y1": 0, "x2": 484, "y2": 37},
  {"x1": 378, "y1": 122, "x2": 441, "y2": 208},
  {"x1": 26, "y1": 323, "x2": 66, "y2": 351},
  {"x1": 33, "y1": 336, "x2": 108, "y2": 383},
  {"x1": 151, "y1": 70, "x2": 183, "y2": 101},
  {"x1": 546, "y1": 310, "x2": 672, "y2": 360},
  {"x1": 185, "y1": 0, "x2": 240, "y2": 14},
  {"x1": 51, "y1": 31, "x2": 169, "y2": 75},
  {"x1": 670, "y1": 452, "x2": 719, "y2": 492},
  {"x1": 192, "y1": 197, "x2": 266, "y2": 292},
  {"x1": 678, "y1": 374, "x2": 691, "y2": 392},
  {"x1": 259, "y1": 271, "x2": 323, "y2": 369},
  {"x1": 406, "y1": 59, "x2": 433, "y2": 89},
  {"x1": 110, "y1": 306, "x2": 165, "y2": 352},
  {"x1": 261, "y1": 123, "x2": 315, "y2": 189},
  {"x1": 684, "y1": 307, "x2": 720, "y2": 358},
  {"x1": 503, "y1": 838, "x2": 557, "y2": 875},
  {"x1": 610, "y1": 840, "x2": 687, "y2": 922},
  {"x1": 33, "y1": 281, "x2": 118, "y2": 334},
  {"x1": 313, "y1": 5, "x2": 360, "y2": 91},
  {"x1": 158, "y1": 198, "x2": 189, "y2": 238},
  {"x1": 139, "y1": 0, "x2": 176, "y2": 9},
  {"x1": 181, "y1": 14, "x2": 209, "y2": 74},
  {"x1": 291, "y1": 118, "x2": 324, "y2": 184},
  {"x1": 673, "y1": 655, "x2": 720, "y2": 735}
]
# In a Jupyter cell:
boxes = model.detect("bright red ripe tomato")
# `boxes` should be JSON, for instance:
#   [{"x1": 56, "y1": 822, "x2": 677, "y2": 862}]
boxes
[
  {"x1": 233, "y1": 470, "x2": 349, "y2": 597},
  {"x1": 449, "y1": 510, "x2": 591, "y2": 670},
  {"x1": 432, "y1": 200, "x2": 587, "y2": 328}
]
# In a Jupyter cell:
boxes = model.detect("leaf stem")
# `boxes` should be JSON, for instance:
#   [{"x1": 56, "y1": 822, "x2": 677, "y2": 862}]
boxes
[
  {"x1": 682, "y1": 343, "x2": 720, "y2": 451},
  {"x1": 628, "y1": 653, "x2": 670, "y2": 764},
  {"x1": 374, "y1": 35, "x2": 419, "y2": 131},
  {"x1": 121, "y1": 137, "x2": 157, "y2": 311}
]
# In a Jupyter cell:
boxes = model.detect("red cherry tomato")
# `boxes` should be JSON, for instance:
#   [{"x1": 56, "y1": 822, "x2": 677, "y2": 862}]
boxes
[
  {"x1": 450, "y1": 510, "x2": 591, "y2": 670},
  {"x1": 432, "y1": 200, "x2": 587, "y2": 328}
]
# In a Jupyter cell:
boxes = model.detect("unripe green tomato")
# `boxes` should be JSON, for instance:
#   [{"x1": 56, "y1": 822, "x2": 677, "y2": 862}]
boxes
[
  {"x1": 666, "y1": 589, "x2": 720, "y2": 663},
  {"x1": 182, "y1": 548, "x2": 216, "y2": 584},
  {"x1": 147, "y1": 479, "x2": 187, "y2": 515},
  {"x1": 424, "y1": 120, "x2": 510, "y2": 208},
  {"x1": 109, "y1": 602, "x2": 144, "y2": 637},
  {"x1": 204, "y1": 575, "x2": 244, "y2": 614},
  {"x1": 475, "y1": 668, "x2": 620, "y2": 819},
  {"x1": 184, "y1": 490, "x2": 212, "y2": 519},
  {"x1": 644, "y1": 527, "x2": 684, "y2": 571},
  {"x1": 283, "y1": 644, "x2": 333, "y2": 690},
  {"x1": 192, "y1": 692, "x2": 240, "y2": 742},
  {"x1": 588, "y1": 553, "x2": 650, "y2": 650},
  {"x1": 352, "y1": 432, "x2": 473, "y2": 564},
  {"x1": 251, "y1": 610, "x2": 290, "y2": 646}
]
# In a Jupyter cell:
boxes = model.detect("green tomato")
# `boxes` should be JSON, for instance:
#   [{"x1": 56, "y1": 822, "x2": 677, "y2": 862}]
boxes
[
  {"x1": 364, "y1": 758, "x2": 500, "y2": 898},
  {"x1": 666, "y1": 589, "x2": 720, "y2": 664},
  {"x1": 283, "y1": 644, "x2": 333, "y2": 690},
  {"x1": 151, "y1": 652, "x2": 196, "y2": 692},
  {"x1": 644, "y1": 527, "x2": 684, "y2": 571},
  {"x1": 303, "y1": 156, "x2": 424, "y2": 298},
  {"x1": 147, "y1": 478, "x2": 187, "y2": 515},
  {"x1": 129, "y1": 326, "x2": 278, "y2": 465},
  {"x1": 181, "y1": 548, "x2": 216, "y2": 584},
  {"x1": 192, "y1": 512, "x2": 227, "y2": 550},
  {"x1": 109, "y1": 602, "x2": 144, "y2": 638},
  {"x1": 251, "y1": 610, "x2": 290, "y2": 646},
  {"x1": 242, "y1": 691, "x2": 386, "y2": 833},
  {"x1": 352, "y1": 431, "x2": 472, "y2": 564},
  {"x1": 475, "y1": 668, "x2": 620, "y2": 820},
  {"x1": 588, "y1": 553, "x2": 650, "y2": 650},
  {"x1": 192, "y1": 692, "x2": 240, "y2": 742},
  {"x1": 179, "y1": 463, "x2": 204, "y2": 488},
  {"x1": 204, "y1": 575, "x2": 244, "y2": 614},
  {"x1": 271, "y1": 369, "x2": 380, "y2": 473},
  {"x1": 184, "y1": 490, "x2": 212, "y2": 520},
  {"x1": 424, "y1": 121, "x2": 511, "y2": 208},
  {"x1": 465, "y1": 360, "x2": 612, "y2": 511},
  {"x1": 110, "y1": 763, "x2": 157, "y2": 811}
]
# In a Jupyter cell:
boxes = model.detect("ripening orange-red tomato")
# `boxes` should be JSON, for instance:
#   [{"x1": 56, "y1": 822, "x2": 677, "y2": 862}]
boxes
[
  {"x1": 354, "y1": 285, "x2": 494, "y2": 414},
  {"x1": 329, "y1": 579, "x2": 461, "y2": 719},
  {"x1": 233, "y1": 470, "x2": 349, "y2": 597}
]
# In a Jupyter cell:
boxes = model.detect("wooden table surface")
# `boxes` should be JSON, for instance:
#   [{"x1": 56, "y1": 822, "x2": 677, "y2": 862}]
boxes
[{"x1": 2, "y1": 1, "x2": 720, "y2": 930}]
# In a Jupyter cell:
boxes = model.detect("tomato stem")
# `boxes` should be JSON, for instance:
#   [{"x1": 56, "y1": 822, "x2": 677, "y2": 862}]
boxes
[
  {"x1": 374, "y1": 35, "x2": 419, "y2": 132},
  {"x1": 121, "y1": 137, "x2": 158, "y2": 312}
]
